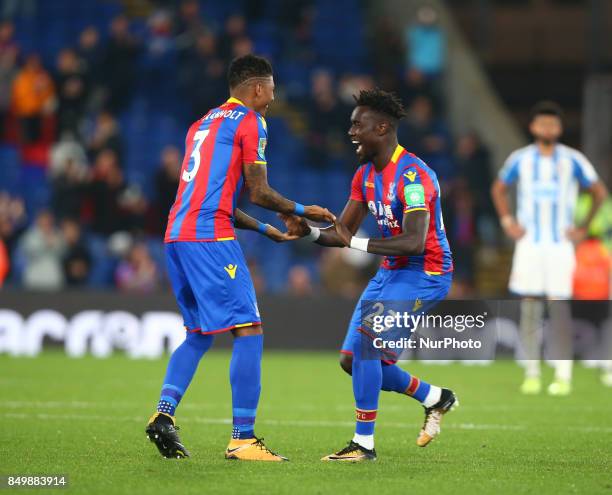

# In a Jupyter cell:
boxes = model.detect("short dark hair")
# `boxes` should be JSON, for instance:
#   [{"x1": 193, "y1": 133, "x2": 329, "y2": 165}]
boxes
[
  {"x1": 227, "y1": 54, "x2": 273, "y2": 89},
  {"x1": 353, "y1": 88, "x2": 407, "y2": 123},
  {"x1": 530, "y1": 100, "x2": 563, "y2": 121}
]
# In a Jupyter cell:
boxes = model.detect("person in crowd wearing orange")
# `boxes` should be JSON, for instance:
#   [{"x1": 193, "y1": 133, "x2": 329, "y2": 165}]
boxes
[{"x1": 10, "y1": 53, "x2": 56, "y2": 144}]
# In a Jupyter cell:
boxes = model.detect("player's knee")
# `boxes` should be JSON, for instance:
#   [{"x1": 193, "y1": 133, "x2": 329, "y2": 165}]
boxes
[
  {"x1": 185, "y1": 331, "x2": 214, "y2": 353},
  {"x1": 339, "y1": 353, "x2": 353, "y2": 375},
  {"x1": 232, "y1": 324, "x2": 263, "y2": 338}
]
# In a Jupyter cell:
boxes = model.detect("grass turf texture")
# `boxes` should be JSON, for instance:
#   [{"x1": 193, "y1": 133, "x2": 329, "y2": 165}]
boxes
[{"x1": 1, "y1": 352, "x2": 611, "y2": 494}]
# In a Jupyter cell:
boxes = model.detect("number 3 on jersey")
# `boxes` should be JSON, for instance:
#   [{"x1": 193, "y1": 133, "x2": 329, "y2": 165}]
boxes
[{"x1": 182, "y1": 129, "x2": 209, "y2": 182}]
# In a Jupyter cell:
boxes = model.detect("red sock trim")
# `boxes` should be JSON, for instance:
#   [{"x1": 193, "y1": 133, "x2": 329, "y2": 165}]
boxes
[
  {"x1": 356, "y1": 409, "x2": 377, "y2": 422},
  {"x1": 405, "y1": 376, "x2": 421, "y2": 396}
]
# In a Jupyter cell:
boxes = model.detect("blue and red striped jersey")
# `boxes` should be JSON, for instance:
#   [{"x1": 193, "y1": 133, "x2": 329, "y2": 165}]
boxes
[
  {"x1": 165, "y1": 97, "x2": 268, "y2": 242},
  {"x1": 350, "y1": 145, "x2": 453, "y2": 273}
]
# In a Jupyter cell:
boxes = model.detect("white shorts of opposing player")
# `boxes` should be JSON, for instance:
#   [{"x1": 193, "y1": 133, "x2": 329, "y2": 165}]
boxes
[
  {"x1": 509, "y1": 239, "x2": 575, "y2": 299},
  {"x1": 510, "y1": 239, "x2": 575, "y2": 391}
]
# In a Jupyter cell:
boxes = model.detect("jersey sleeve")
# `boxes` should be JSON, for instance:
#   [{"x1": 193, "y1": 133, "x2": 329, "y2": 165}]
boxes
[
  {"x1": 240, "y1": 112, "x2": 268, "y2": 165},
  {"x1": 399, "y1": 165, "x2": 433, "y2": 213},
  {"x1": 350, "y1": 166, "x2": 366, "y2": 202},
  {"x1": 571, "y1": 150, "x2": 598, "y2": 188},
  {"x1": 498, "y1": 151, "x2": 521, "y2": 185}
]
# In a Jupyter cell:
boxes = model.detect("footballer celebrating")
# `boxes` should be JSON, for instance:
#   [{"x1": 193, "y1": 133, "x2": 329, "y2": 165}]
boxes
[
  {"x1": 285, "y1": 88, "x2": 457, "y2": 461},
  {"x1": 146, "y1": 54, "x2": 334, "y2": 461}
]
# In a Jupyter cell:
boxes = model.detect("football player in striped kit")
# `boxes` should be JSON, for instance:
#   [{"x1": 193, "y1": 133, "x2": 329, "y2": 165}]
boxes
[{"x1": 491, "y1": 101, "x2": 608, "y2": 396}]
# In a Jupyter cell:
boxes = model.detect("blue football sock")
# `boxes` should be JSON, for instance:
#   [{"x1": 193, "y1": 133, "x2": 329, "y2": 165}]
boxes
[
  {"x1": 230, "y1": 334, "x2": 263, "y2": 439},
  {"x1": 352, "y1": 351, "x2": 382, "y2": 437},
  {"x1": 157, "y1": 332, "x2": 214, "y2": 416},
  {"x1": 381, "y1": 363, "x2": 439, "y2": 404},
  {"x1": 403, "y1": 373, "x2": 432, "y2": 403},
  {"x1": 381, "y1": 363, "x2": 410, "y2": 393}
]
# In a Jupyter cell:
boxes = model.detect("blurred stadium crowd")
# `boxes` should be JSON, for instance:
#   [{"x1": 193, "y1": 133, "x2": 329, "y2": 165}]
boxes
[{"x1": 0, "y1": 0, "x2": 500, "y2": 295}]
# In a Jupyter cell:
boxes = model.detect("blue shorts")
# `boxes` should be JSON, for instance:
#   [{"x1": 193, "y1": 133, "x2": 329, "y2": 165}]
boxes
[
  {"x1": 341, "y1": 268, "x2": 452, "y2": 357},
  {"x1": 165, "y1": 241, "x2": 260, "y2": 334}
]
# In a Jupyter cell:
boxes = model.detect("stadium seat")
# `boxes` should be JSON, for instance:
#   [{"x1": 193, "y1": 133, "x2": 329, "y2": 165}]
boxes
[
  {"x1": 18, "y1": 166, "x2": 50, "y2": 216},
  {"x1": 0, "y1": 145, "x2": 20, "y2": 191}
]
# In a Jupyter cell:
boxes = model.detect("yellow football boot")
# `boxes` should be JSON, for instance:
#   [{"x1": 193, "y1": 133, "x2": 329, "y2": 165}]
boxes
[{"x1": 225, "y1": 437, "x2": 288, "y2": 461}]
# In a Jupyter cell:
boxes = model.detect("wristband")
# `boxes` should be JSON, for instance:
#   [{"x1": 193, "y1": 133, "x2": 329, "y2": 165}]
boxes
[
  {"x1": 350, "y1": 236, "x2": 369, "y2": 252},
  {"x1": 304, "y1": 226, "x2": 321, "y2": 242},
  {"x1": 293, "y1": 202, "x2": 305, "y2": 216},
  {"x1": 500, "y1": 215, "x2": 514, "y2": 229},
  {"x1": 256, "y1": 221, "x2": 268, "y2": 234}
]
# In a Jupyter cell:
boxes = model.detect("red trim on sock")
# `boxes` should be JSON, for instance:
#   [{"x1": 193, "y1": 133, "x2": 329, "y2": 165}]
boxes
[
  {"x1": 356, "y1": 409, "x2": 377, "y2": 422},
  {"x1": 406, "y1": 376, "x2": 421, "y2": 395}
]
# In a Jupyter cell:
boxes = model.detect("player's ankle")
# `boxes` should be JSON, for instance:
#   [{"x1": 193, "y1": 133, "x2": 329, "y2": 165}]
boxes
[{"x1": 352, "y1": 433, "x2": 374, "y2": 450}]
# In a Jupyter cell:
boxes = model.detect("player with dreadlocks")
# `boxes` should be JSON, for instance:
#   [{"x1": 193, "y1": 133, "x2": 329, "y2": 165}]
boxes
[{"x1": 283, "y1": 88, "x2": 458, "y2": 461}]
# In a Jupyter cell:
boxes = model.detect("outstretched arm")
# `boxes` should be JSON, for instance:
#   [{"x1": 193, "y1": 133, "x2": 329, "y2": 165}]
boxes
[
  {"x1": 243, "y1": 162, "x2": 335, "y2": 223},
  {"x1": 278, "y1": 199, "x2": 368, "y2": 247},
  {"x1": 334, "y1": 209, "x2": 429, "y2": 256},
  {"x1": 234, "y1": 208, "x2": 299, "y2": 243}
]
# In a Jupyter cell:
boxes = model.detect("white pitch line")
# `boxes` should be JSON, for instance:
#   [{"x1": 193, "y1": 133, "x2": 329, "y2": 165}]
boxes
[
  {"x1": 2, "y1": 411, "x2": 612, "y2": 433},
  {"x1": 4, "y1": 400, "x2": 609, "y2": 414},
  {"x1": 0, "y1": 411, "x2": 524, "y2": 431}
]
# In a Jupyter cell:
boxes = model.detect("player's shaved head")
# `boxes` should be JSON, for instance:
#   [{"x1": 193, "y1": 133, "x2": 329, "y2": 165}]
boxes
[
  {"x1": 228, "y1": 54, "x2": 273, "y2": 89},
  {"x1": 353, "y1": 88, "x2": 406, "y2": 129}
]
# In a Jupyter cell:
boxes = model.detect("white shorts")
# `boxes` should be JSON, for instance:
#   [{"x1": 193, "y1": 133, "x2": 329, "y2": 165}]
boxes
[{"x1": 509, "y1": 240, "x2": 575, "y2": 299}]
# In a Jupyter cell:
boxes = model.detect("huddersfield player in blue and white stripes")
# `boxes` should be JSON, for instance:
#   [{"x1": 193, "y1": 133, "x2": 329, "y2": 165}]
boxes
[{"x1": 492, "y1": 101, "x2": 608, "y2": 396}]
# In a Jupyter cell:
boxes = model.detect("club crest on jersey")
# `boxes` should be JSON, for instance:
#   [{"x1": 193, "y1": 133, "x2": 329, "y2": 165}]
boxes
[
  {"x1": 387, "y1": 182, "x2": 396, "y2": 201},
  {"x1": 258, "y1": 138, "x2": 267, "y2": 160},
  {"x1": 404, "y1": 170, "x2": 417, "y2": 182}
]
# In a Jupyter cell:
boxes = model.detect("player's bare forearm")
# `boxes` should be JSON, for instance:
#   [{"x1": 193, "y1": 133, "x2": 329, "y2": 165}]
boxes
[
  {"x1": 580, "y1": 180, "x2": 608, "y2": 228},
  {"x1": 366, "y1": 234, "x2": 425, "y2": 256},
  {"x1": 367, "y1": 210, "x2": 429, "y2": 256},
  {"x1": 335, "y1": 209, "x2": 429, "y2": 256},
  {"x1": 234, "y1": 208, "x2": 260, "y2": 231},
  {"x1": 243, "y1": 163, "x2": 335, "y2": 222},
  {"x1": 314, "y1": 226, "x2": 345, "y2": 247},
  {"x1": 491, "y1": 178, "x2": 525, "y2": 239},
  {"x1": 315, "y1": 199, "x2": 367, "y2": 247},
  {"x1": 491, "y1": 179, "x2": 512, "y2": 219},
  {"x1": 235, "y1": 208, "x2": 300, "y2": 243},
  {"x1": 244, "y1": 163, "x2": 299, "y2": 213}
]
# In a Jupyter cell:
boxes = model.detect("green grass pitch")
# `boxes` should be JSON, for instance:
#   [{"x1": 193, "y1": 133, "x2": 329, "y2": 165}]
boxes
[{"x1": 1, "y1": 351, "x2": 611, "y2": 494}]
